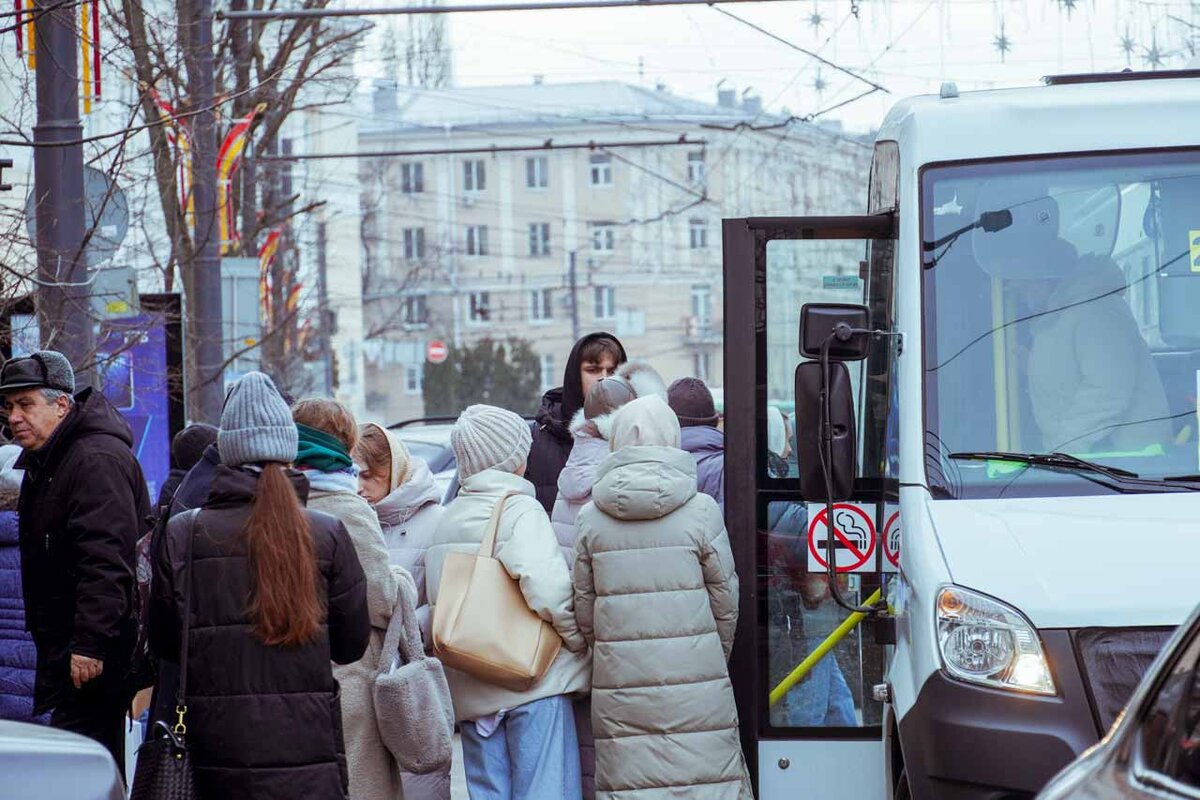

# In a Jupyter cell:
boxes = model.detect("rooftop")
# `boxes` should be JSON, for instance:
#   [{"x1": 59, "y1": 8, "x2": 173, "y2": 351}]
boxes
[{"x1": 359, "y1": 79, "x2": 798, "y2": 135}]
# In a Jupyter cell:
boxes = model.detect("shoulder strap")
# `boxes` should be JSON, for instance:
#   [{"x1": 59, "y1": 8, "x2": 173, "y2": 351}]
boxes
[
  {"x1": 477, "y1": 491, "x2": 520, "y2": 558},
  {"x1": 377, "y1": 576, "x2": 423, "y2": 674},
  {"x1": 174, "y1": 507, "x2": 201, "y2": 733}
]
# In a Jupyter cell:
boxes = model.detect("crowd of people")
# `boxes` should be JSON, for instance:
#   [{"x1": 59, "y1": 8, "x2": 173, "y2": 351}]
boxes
[{"x1": 0, "y1": 332, "x2": 751, "y2": 800}]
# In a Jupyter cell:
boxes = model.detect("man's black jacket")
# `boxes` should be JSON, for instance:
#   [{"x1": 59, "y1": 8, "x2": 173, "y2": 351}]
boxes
[{"x1": 16, "y1": 387, "x2": 152, "y2": 711}]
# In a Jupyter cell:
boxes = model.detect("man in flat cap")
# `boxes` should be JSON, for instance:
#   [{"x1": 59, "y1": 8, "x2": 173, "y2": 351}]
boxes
[{"x1": 1, "y1": 351, "x2": 150, "y2": 770}]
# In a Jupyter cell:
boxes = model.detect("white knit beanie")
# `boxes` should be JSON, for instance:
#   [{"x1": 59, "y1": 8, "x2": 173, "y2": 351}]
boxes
[
  {"x1": 218, "y1": 372, "x2": 299, "y2": 466},
  {"x1": 451, "y1": 405, "x2": 532, "y2": 479}
]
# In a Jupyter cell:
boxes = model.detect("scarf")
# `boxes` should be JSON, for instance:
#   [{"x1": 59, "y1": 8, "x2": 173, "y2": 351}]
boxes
[{"x1": 295, "y1": 423, "x2": 354, "y2": 472}]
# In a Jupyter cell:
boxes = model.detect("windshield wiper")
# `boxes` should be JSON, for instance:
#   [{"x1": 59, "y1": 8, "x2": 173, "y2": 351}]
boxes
[
  {"x1": 949, "y1": 451, "x2": 1139, "y2": 479},
  {"x1": 949, "y1": 451, "x2": 1200, "y2": 492}
]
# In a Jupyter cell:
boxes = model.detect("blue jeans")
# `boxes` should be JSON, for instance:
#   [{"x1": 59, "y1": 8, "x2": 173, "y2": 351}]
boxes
[{"x1": 461, "y1": 695, "x2": 582, "y2": 800}]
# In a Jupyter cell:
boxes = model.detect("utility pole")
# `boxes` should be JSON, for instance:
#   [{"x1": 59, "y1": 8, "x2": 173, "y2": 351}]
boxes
[
  {"x1": 32, "y1": 0, "x2": 93, "y2": 385},
  {"x1": 567, "y1": 250, "x2": 580, "y2": 342},
  {"x1": 316, "y1": 221, "x2": 335, "y2": 395},
  {"x1": 184, "y1": 0, "x2": 225, "y2": 421}
]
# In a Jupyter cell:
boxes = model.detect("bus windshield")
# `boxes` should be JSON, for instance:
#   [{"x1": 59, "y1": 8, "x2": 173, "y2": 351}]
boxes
[{"x1": 921, "y1": 150, "x2": 1200, "y2": 499}]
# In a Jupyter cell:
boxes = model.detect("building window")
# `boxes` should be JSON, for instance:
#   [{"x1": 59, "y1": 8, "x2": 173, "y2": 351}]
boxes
[
  {"x1": 692, "y1": 351, "x2": 711, "y2": 382},
  {"x1": 589, "y1": 154, "x2": 612, "y2": 186},
  {"x1": 528, "y1": 223, "x2": 551, "y2": 257},
  {"x1": 466, "y1": 225, "x2": 489, "y2": 257},
  {"x1": 594, "y1": 286, "x2": 616, "y2": 320},
  {"x1": 463, "y1": 159, "x2": 486, "y2": 192},
  {"x1": 469, "y1": 291, "x2": 491, "y2": 323},
  {"x1": 691, "y1": 284, "x2": 712, "y2": 327},
  {"x1": 401, "y1": 162, "x2": 424, "y2": 194},
  {"x1": 403, "y1": 294, "x2": 428, "y2": 326},
  {"x1": 689, "y1": 218, "x2": 708, "y2": 250},
  {"x1": 403, "y1": 227, "x2": 426, "y2": 261},
  {"x1": 405, "y1": 363, "x2": 424, "y2": 395},
  {"x1": 539, "y1": 353, "x2": 556, "y2": 391},
  {"x1": 590, "y1": 222, "x2": 615, "y2": 253},
  {"x1": 529, "y1": 288, "x2": 553, "y2": 322},
  {"x1": 687, "y1": 151, "x2": 706, "y2": 184},
  {"x1": 526, "y1": 157, "x2": 549, "y2": 189}
]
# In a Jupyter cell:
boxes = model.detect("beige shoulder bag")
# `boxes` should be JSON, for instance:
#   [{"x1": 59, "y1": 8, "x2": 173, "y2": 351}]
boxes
[{"x1": 432, "y1": 492, "x2": 563, "y2": 692}]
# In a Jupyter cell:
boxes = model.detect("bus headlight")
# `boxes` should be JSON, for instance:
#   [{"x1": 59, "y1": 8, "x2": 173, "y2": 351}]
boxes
[{"x1": 936, "y1": 587, "x2": 1056, "y2": 696}]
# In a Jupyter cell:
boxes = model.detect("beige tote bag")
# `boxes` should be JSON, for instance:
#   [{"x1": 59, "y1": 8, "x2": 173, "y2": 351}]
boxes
[{"x1": 432, "y1": 492, "x2": 562, "y2": 692}]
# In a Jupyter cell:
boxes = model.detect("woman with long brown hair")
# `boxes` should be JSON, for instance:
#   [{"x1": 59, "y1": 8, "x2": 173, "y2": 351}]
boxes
[{"x1": 148, "y1": 373, "x2": 370, "y2": 800}]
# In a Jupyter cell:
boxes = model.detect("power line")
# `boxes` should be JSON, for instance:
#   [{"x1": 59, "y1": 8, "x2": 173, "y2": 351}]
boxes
[
  {"x1": 260, "y1": 135, "x2": 705, "y2": 161},
  {"x1": 710, "y1": 5, "x2": 889, "y2": 94},
  {"x1": 221, "y1": 0, "x2": 798, "y2": 22}
]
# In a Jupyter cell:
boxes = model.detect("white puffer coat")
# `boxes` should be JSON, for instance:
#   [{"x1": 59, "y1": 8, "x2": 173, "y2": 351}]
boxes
[
  {"x1": 550, "y1": 410, "x2": 611, "y2": 560},
  {"x1": 573, "y1": 396, "x2": 751, "y2": 799},
  {"x1": 374, "y1": 457, "x2": 445, "y2": 641},
  {"x1": 426, "y1": 468, "x2": 591, "y2": 722}
]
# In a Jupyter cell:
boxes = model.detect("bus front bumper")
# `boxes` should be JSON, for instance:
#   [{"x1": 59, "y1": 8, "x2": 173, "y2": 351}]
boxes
[{"x1": 897, "y1": 631, "x2": 1101, "y2": 799}]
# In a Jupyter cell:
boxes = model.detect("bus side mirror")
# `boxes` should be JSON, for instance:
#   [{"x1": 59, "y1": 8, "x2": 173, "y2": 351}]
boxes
[
  {"x1": 794, "y1": 361, "x2": 857, "y2": 501},
  {"x1": 800, "y1": 303, "x2": 871, "y2": 361}
]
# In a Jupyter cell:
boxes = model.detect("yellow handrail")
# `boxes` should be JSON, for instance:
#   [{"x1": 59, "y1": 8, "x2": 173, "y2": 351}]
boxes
[{"x1": 768, "y1": 588, "x2": 883, "y2": 708}]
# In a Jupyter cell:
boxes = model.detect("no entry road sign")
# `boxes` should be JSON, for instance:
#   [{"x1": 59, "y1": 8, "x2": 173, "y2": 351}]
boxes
[
  {"x1": 427, "y1": 340, "x2": 448, "y2": 364},
  {"x1": 807, "y1": 503, "x2": 877, "y2": 574}
]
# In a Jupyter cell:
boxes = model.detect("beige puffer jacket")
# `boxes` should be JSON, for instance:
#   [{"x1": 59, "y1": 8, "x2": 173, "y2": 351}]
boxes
[
  {"x1": 426, "y1": 468, "x2": 591, "y2": 723},
  {"x1": 573, "y1": 396, "x2": 751, "y2": 800}
]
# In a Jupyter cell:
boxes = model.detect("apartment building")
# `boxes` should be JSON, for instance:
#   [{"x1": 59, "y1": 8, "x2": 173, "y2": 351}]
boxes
[{"x1": 356, "y1": 79, "x2": 871, "y2": 422}]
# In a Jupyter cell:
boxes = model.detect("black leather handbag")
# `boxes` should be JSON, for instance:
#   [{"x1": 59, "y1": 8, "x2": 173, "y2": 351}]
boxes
[{"x1": 130, "y1": 509, "x2": 200, "y2": 800}]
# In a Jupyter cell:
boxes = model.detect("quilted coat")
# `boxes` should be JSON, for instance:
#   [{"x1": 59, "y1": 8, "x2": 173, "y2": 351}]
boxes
[
  {"x1": 0, "y1": 443, "x2": 43, "y2": 723},
  {"x1": 573, "y1": 396, "x2": 752, "y2": 799}
]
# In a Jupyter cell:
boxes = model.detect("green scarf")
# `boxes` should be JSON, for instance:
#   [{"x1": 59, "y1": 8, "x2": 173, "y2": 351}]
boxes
[{"x1": 295, "y1": 423, "x2": 354, "y2": 472}]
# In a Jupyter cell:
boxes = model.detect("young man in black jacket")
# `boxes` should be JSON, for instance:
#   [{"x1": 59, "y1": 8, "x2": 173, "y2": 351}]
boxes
[
  {"x1": 526, "y1": 333, "x2": 626, "y2": 511},
  {"x1": 1, "y1": 351, "x2": 151, "y2": 771}
]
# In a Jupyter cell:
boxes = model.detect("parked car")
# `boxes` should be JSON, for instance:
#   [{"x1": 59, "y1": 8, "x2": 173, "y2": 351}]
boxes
[
  {"x1": 389, "y1": 418, "x2": 458, "y2": 500},
  {"x1": 0, "y1": 721, "x2": 125, "y2": 800},
  {"x1": 1037, "y1": 603, "x2": 1200, "y2": 799}
]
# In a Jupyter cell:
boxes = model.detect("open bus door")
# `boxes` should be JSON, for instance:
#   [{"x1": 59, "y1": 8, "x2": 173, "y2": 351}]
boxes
[{"x1": 723, "y1": 214, "x2": 900, "y2": 799}]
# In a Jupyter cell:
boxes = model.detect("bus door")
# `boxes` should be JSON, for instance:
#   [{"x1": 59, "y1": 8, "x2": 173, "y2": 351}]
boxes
[{"x1": 723, "y1": 214, "x2": 899, "y2": 799}]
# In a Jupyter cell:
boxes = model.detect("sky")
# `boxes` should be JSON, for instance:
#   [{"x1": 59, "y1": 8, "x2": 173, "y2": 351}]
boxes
[{"x1": 356, "y1": 0, "x2": 1200, "y2": 132}]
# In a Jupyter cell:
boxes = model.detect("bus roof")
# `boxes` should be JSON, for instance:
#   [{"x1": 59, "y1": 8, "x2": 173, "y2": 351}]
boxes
[{"x1": 877, "y1": 73, "x2": 1200, "y2": 168}]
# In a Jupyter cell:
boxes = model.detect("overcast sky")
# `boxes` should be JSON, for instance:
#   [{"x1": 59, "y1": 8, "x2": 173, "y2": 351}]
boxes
[{"x1": 356, "y1": 0, "x2": 1199, "y2": 131}]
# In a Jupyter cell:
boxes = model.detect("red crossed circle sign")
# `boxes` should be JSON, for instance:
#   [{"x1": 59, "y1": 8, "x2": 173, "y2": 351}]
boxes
[
  {"x1": 807, "y1": 504, "x2": 877, "y2": 573},
  {"x1": 427, "y1": 340, "x2": 448, "y2": 364},
  {"x1": 883, "y1": 511, "x2": 901, "y2": 569}
]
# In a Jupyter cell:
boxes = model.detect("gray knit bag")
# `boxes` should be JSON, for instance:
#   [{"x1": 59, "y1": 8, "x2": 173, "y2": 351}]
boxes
[{"x1": 373, "y1": 575, "x2": 455, "y2": 775}]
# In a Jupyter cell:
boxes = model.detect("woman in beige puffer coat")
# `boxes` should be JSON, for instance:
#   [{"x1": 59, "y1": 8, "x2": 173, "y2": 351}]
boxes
[{"x1": 573, "y1": 394, "x2": 752, "y2": 800}]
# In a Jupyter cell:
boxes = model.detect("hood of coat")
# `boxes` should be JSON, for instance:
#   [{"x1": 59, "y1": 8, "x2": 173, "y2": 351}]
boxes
[
  {"x1": 679, "y1": 425, "x2": 724, "y2": 459},
  {"x1": 546, "y1": 332, "x2": 629, "y2": 428},
  {"x1": 360, "y1": 422, "x2": 413, "y2": 491},
  {"x1": 593, "y1": 445, "x2": 697, "y2": 521},
  {"x1": 610, "y1": 394, "x2": 681, "y2": 451},
  {"x1": 571, "y1": 405, "x2": 622, "y2": 443},
  {"x1": 17, "y1": 387, "x2": 133, "y2": 472},
  {"x1": 0, "y1": 444, "x2": 23, "y2": 511},
  {"x1": 458, "y1": 466, "x2": 538, "y2": 500},
  {"x1": 558, "y1": 432, "x2": 608, "y2": 503},
  {"x1": 374, "y1": 456, "x2": 441, "y2": 526},
  {"x1": 205, "y1": 463, "x2": 311, "y2": 508}
]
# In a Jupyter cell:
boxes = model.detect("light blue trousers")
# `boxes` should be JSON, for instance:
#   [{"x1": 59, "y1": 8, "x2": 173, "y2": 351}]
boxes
[{"x1": 461, "y1": 695, "x2": 582, "y2": 800}]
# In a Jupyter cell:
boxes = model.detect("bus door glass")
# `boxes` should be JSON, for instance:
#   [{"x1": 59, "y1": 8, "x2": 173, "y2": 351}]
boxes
[{"x1": 731, "y1": 214, "x2": 897, "y2": 799}]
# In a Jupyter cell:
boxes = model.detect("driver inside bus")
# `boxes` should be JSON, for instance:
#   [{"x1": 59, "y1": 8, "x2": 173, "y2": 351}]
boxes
[{"x1": 988, "y1": 193, "x2": 1172, "y2": 454}]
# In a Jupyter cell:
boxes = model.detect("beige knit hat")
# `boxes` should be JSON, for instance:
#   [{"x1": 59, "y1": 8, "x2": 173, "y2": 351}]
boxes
[{"x1": 451, "y1": 404, "x2": 532, "y2": 479}]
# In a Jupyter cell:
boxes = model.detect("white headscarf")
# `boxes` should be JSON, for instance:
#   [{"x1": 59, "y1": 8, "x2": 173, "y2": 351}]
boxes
[{"x1": 610, "y1": 395, "x2": 682, "y2": 451}]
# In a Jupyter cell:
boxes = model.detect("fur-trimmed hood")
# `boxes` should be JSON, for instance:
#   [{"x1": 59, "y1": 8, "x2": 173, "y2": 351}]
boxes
[{"x1": 617, "y1": 361, "x2": 667, "y2": 401}]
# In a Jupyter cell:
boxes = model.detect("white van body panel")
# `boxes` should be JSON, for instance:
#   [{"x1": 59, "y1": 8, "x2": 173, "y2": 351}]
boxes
[
  {"x1": 758, "y1": 740, "x2": 885, "y2": 799},
  {"x1": 926, "y1": 493, "x2": 1200, "y2": 629}
]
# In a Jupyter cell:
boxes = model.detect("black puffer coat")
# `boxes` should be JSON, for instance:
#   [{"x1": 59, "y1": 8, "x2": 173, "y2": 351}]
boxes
[
  {"x1": 16, "y1": 387, "x2": 152, "y2": 712},
  {"x1": 148, "y1": 465, "x2": 370, "y2": 800},
  {"x1": 527, "y1": 333, "x2": 626, "y2": 511}
]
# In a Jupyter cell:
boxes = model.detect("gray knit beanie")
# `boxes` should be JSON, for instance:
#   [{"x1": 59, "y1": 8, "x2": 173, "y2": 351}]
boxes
[
  {"x1": 218, "y1": 372, "x2": 298, "y2": 466},
  {"x1": 451, "y1": 404, "x2": 532, "y2": 479}
]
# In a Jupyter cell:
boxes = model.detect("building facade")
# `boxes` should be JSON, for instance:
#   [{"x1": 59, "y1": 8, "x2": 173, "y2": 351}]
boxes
[{"x1": 357, "y1": 80, "x2": 871, "y2": 422}]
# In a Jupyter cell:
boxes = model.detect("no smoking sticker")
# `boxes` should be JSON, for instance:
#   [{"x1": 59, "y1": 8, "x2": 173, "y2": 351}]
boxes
[
  {"x1": 807, "y1": 503, "x2": 877, "y2": 574},
  {"x1": 883, "y1": 510, "x2": 901, "y2": 572}
]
